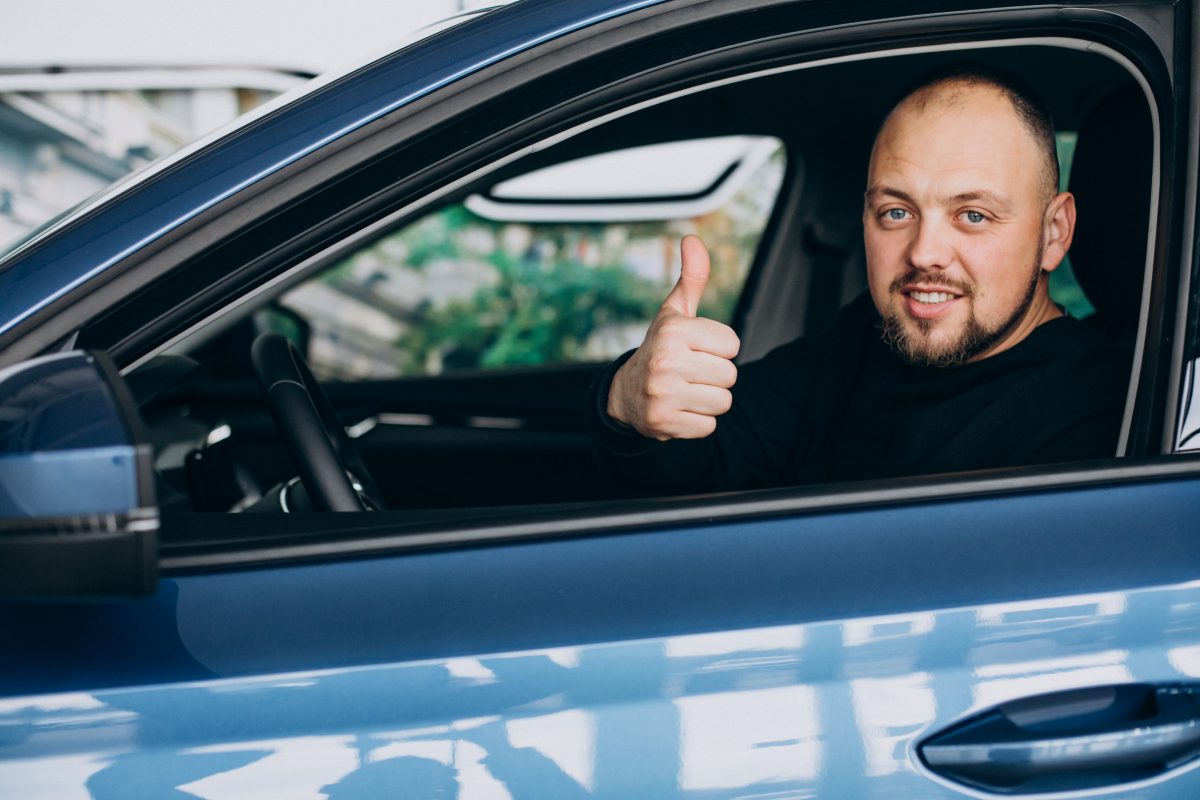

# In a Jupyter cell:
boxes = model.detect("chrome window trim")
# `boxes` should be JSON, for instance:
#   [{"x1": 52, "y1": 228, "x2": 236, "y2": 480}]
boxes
[{"x1": 1167, "y1": 12, "x2": 1200, "y2": 453}]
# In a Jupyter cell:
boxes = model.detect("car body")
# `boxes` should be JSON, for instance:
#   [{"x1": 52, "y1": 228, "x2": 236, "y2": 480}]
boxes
[{"x1": 2, "y1": 0, "x2": 1200, "y2": 796}]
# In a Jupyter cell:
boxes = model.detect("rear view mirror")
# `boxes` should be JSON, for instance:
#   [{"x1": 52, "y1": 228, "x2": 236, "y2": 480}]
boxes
[{"x1": 0, "y1": 351, "x2": 157, "y2": 599}]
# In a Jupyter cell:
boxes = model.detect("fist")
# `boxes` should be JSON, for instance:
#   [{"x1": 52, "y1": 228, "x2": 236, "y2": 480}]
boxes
[{"x1": 607, "y1": 235, "x2": 740, "y2": 440}]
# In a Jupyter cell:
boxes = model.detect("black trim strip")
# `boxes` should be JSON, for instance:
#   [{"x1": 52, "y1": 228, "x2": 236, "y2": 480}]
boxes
[{"x1": 160, "y1": 453, "x2": 1200, "y2": 573}]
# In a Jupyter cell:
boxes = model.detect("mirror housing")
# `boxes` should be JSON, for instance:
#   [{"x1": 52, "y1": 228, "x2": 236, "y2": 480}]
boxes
[{"x1": 0, "y1": 351, "x2": 157, "y2": 599}]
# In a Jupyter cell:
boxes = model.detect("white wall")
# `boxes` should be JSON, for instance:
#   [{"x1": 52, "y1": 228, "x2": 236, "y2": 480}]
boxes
[
  {"x1": 0, "y1": 0, "x2": 514, "y2": 245},
  {"x1": 1, "y1": 0, "x2": 506, "y2": 75}
]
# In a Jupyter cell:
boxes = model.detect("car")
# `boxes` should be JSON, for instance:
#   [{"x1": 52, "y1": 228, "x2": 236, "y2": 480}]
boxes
[{"x1": 2, "y1": 0, "x2": 1200, "y2": 796}]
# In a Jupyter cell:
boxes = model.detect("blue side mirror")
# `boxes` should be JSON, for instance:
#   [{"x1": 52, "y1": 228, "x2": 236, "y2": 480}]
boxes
[{"x1": 0, "y1": 351, "x2": 157, "y2": 598}]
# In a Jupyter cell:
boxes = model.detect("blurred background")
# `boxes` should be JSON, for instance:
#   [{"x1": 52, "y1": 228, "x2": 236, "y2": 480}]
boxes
[
  {"x1": 4, "y1": 0, "x2": 789, "y2": 378},
  {"x1": 0, "y1": 0, "x2": 505, "y2": 246}
]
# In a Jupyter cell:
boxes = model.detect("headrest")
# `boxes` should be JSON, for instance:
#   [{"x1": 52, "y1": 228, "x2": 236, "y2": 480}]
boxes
[{"x1": 1067, "y1": 85, "x2": 1153, "y2": 340}]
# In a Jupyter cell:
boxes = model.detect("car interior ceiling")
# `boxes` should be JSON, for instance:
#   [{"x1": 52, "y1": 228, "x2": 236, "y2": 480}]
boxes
[{"x1": 148, "y1": 43, "x2": 1151, "y2": 522}]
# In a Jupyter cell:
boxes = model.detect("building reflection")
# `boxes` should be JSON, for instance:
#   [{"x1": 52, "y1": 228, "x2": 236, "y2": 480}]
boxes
[{"x1": 7, "y1": 584, "x2": 1200, "y2": 797}]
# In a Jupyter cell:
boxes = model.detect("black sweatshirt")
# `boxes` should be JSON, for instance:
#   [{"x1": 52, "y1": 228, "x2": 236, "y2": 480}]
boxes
[{"x1": 588, "y1": 293, "x2": 1128, "y2": 492}]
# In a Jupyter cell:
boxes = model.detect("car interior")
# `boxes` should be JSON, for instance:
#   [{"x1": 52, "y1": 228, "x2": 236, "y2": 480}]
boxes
[{"x1": 119, "y1": 43, "x2": 1154, "y2": 525}]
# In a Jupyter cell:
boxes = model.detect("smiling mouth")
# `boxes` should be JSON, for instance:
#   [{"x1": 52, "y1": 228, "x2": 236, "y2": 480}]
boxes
[
  {"x1": 899, "y1": 285, "x2": 965, "y2": 320},
  {"x1": 908, "y1": 290, "x2": 956, "y2": 304}
]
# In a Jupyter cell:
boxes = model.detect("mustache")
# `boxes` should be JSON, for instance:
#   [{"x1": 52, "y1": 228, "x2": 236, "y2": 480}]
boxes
[{"x1": 888, "y1": 269, "x2": 974, "y2": 297}]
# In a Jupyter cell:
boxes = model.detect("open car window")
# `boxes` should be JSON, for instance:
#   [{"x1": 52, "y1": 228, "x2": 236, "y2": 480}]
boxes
[
  {"x1": 145, "y1": 37, "x2": 1159, "y2": 520},
  {"x1": 274, "y1": 137, "x2": 786, "y2": 380}
]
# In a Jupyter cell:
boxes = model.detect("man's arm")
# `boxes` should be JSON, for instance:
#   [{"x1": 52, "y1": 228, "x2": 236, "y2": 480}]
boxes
[{"x1": 587, "y1": 236, "x2": 821, "y2": 493}]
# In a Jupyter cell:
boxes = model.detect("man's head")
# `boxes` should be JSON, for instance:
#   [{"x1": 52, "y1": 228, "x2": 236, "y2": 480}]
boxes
[{"x1": 863, "y1": 66, "x2": 1076, "y2": 367}]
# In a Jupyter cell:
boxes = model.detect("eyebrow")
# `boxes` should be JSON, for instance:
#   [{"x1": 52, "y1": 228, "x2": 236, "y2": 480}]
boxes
[
  {"x1": 948, "y1": 190, "x2": 1015, "y2": 213},
  {"x1": 865, "y1": 186, "x2": 916, "y2": 205},
  {"x1": 865, "y1": 186, "x2": 1015, "y2": 214}
]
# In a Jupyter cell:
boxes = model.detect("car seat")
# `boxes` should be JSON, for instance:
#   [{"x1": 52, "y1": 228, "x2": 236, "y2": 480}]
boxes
[{"x1": 1066, "y1": 84, "x2": 1154, "y2": 348}]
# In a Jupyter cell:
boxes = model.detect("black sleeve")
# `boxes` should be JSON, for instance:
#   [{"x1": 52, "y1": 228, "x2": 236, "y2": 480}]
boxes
[
  {"x1": 585, "y1": 336, "x2": 824, "y2": 493},
  {"x1": 1026, "y1": 409, "x2": 1123, "y2": 464}
]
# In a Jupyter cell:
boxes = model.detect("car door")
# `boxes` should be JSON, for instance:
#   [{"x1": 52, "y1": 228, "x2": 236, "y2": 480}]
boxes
[
  {"x1": 4, "y1": 465, "x2": 1200, "y2": 797},
  {"x1": 2, "y1": 0, "x2": 1199, "y2": 797}
]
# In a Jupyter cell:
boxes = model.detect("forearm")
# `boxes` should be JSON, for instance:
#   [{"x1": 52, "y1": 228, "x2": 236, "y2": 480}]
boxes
[{"x1": 587, "y1": 341, "x2": 810, "y2": 493}]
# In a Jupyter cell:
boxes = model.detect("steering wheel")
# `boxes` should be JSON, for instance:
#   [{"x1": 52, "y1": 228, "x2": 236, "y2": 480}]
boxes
[{"x1": 251, "y1": 333, "x2": 382, "y2": 511}]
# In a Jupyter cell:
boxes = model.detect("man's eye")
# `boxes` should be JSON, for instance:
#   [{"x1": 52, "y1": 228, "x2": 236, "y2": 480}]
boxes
[
  {"x1": 885, "y1": 208, "x2": 909, "y2": 221},
  {"x1": 963, "y1": 210, "x2": 986, "y2": 224}
]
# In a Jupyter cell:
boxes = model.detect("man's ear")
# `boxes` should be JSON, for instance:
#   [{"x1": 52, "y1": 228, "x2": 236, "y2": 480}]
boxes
[{"x1": 1040, "y1": 191, "x2": 1076, "y2": 273}]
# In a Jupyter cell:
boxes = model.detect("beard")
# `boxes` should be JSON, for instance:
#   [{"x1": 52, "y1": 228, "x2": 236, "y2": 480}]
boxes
[{"x1": 880, "y1": 242, "x2": 1044, "y2": 368}]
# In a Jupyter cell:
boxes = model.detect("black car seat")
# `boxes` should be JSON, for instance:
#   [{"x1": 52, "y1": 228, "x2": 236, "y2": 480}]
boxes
[{"x1": 1066, "y1": 84, "x2": 1154, "y2": 349}]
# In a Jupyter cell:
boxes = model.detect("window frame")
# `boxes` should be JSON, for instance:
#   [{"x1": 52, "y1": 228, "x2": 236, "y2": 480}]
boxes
[{"x1": 45, "y1": 2, "x2": 1184, "y2": 566}]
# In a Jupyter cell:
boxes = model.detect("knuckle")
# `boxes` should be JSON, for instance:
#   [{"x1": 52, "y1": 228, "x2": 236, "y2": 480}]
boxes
[
  {"x1": 717, "y1": 361, "x2": 737, "y2": 387},
  {"x1": 647, "y1": 352, "x2": 675, "y2": 377},
  {"x1": 659, "y1": 316, "x2": 689, "y2": 339},
  {"x1": 643, "y1": 375, "x2": 669, "y2": 400},
  {"x1": 726, "y1": 331, "x2": 742, "y2": 356},
  {"x1": 644, "y1": 408, "x2": 671, "y2": 433}
]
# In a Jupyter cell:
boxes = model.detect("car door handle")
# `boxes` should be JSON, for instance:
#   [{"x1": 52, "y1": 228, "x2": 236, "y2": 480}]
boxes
[{"x1": 918, "y1": 684, "x2": 1200, "y2": 794}]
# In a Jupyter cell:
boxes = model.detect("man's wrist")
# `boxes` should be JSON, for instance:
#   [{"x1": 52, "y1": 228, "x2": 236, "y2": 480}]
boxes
[
  {"x1": 588, "y1": 349, "x2": 651, "y2": 449},
  {"x1": 605, "y1": 362, "x2": 634, "y2": 430}
]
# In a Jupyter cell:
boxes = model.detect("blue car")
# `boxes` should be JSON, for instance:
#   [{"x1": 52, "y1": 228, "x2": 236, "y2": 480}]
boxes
[{"x1": 2, "y1": 0, "x2": 1200, "y2": 796}]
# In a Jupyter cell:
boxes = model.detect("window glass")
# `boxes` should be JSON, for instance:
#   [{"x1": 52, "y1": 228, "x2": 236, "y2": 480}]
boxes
[
  {"x1": 1048, "y1": 131, "x2": 1097, "y2": 319},
  {"x1": 279, "y1": 139, "x2": 786, "y2": 380}
]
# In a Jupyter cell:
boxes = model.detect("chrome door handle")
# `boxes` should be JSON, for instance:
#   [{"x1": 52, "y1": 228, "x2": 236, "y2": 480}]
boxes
[{"x1": 918, "y1": 684, "x2": 1200, "y2": 794}]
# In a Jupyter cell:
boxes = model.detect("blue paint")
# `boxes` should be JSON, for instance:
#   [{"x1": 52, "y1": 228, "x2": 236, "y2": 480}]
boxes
[
  {"x1": 0, "y1": 447, "x2": 138, "y2": 517},
  {"x1": 3, "y1": 506, "x2": 1199, "y2": 796},
  {"x1": 0, "y1": 0, "x2": 1196, "y2": 795},
  {"x1": 0, "y1": 351, "x2": 141, "y2": 517}
]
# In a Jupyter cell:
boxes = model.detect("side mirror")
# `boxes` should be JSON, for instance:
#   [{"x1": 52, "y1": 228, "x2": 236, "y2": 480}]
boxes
[{"x1": 0, "y1": 351, "x2": 157, "y2": 599}]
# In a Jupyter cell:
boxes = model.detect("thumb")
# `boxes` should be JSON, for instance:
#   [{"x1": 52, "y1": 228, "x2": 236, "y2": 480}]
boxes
[{"x1": 661, "y1": 234, "x2": 710, "y2": 317}]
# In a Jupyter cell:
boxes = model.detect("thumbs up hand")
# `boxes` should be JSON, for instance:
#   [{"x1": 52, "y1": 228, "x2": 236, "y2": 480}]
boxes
[{"x1": 607, "y1": 235, "x2": 740, "y2": 441}]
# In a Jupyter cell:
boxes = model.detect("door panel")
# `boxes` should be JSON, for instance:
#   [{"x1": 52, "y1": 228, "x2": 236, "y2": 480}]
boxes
[
  {"x1": 154, "y1": 361, "x2": 610, "y2": 509},
  {"x1": 2, "y1": 472, "x2": 1199, "y2": 796},
  {"x1": 329, "y1": 365, "x2": 612, "y2": 507}
]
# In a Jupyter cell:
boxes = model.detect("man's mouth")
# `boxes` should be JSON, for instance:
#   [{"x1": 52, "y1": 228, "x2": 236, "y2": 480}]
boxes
[
  {"x1": 900, "y1": 285, "x2": 964, "y2": 319},
  {"x1": 909, "y1": 290, "x2": 955, "y2": 304}
]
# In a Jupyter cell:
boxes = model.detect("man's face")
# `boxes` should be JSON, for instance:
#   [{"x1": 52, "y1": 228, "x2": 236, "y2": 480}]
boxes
[{"x1": 863, "y1": 83, "x2": 1067, "y2": 366}]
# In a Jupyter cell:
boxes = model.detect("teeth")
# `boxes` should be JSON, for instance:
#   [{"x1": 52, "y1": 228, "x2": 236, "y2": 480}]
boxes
[{"x1": 911, "y1": 291, "x2": 953, "y2": 304}]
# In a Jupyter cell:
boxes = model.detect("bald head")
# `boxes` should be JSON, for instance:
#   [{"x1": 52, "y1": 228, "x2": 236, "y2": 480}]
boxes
[
  {"x1": 861, "y1": 66, "x2": 1077, "y2": 368},
  {"x1": 878, "y1": 70, "x2": 1060, "y2": 201}
]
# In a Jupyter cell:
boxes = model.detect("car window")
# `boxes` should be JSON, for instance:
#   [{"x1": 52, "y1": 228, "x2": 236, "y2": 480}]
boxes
[
  {"x1": 276, "y1": 138, "x2": 786, "y2": 380},
  {"x1": 1048, "y1": 130, "x2": 1095, "y2": 319}
]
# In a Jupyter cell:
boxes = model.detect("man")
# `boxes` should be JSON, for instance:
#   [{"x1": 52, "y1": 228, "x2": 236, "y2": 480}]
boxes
[{"x1": 587, "y1": 67, "x2": 1127, "y2": 491}]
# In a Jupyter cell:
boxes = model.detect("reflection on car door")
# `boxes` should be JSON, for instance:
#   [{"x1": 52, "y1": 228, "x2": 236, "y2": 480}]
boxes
[{"x1": 3, "y1": 465, "x2": 1199, "y2": 797}]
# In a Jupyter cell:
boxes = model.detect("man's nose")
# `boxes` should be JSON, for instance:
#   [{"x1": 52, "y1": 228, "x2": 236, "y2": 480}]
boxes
[{"x1": 907, "y1": 216, "x2": 954, "y2": 270}]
